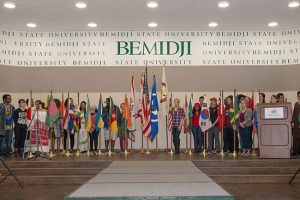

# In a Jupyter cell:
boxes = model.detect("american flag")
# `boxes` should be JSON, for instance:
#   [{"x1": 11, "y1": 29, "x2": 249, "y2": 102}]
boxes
[
  {"x1": 142, "y1": 67, "x2": 152, "y2": 139},
  {"x1": 168, "y1": 93, "x2": 173, "y2": 132}
]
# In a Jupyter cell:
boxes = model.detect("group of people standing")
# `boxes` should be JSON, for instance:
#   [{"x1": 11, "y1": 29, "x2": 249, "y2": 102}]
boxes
[
  {"x1": 0, "y1": 91, "x2": 300, "y2": 157},
  {"x1": 168, "y1": 92, "x2": 300, "y2": 156}
]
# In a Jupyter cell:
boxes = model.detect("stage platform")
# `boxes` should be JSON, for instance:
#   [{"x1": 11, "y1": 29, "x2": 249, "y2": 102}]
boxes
[{"x1": 66, "y1": 161, "x2": 233, "y2": 200}]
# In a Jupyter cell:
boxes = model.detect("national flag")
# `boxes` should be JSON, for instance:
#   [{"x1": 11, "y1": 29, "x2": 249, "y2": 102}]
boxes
[
  {"x1": 45, "y1": 94, "x2": 60, "y2": 128},
  {"x1": 230, "y1": 91, "x2": 240, "y2": 128},
  {"x1": 123, "y1": 94, "x2": 132, "y2": 128},
  {"x1": 60, "y1": 94, "x2": 64, "y2": 115},
  {"x1": 135, "y1": 72, "x2": 144, "y2": 124},
  {"x1": 160, "y1": 66, "x2": 168, "y2": 117},
  {"x1": 168, "y1": 93, "x2": 173, "y2": 132},
  {"x1": 188, "y1": 94, "x2": 193, "y2": 119},
  {"x1": 218, "y1": 96, "x2": 224, "y2": 130},
  {"x1": 85, "y1": 96, "x2": 92, "y2": 132},
  {"x1": 150, "y1": 75, "x2": 159, "y2": 141},
  {"x1": 253, "y1": 92, "x2": 260, "y2": 133},
  {"x1": 109, "y1": 97, "x2": 118, "y2": 135},
  {"x1": 142, "y1": 67, "x2": 152, "y2": 138},
  {"x1": 63, "y1": 95, "x2": 70, "y2": 130},
  {"x1": 95, "y1": 94, "x2": 104, "y2": 132},
  {"x1": 199, "y1": 99, "x2": 212, "y2": 132},
  {"x1": 45, "y1": 95, "x2": 50, "y2": 109},
  {"x1": 183, "y1": 94, "x2": 188, "y2": 134},
  {"x1": 129, "y1": 75, "x2": 136, "y2": 142}
]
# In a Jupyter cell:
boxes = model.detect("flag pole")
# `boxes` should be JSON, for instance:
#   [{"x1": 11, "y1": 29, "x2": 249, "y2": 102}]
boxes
[
  {"x1": 76, "y1": 92, "x2": 80, "y2": 156},
  {"x1": 98, "y1": 93, "x2": 103, "y2": 156},
  {"x1": 145, "y1": 139, "x2": 151, "y2": 154},
  {"x1": 220, "y1": 90, "x2": 225, "y2": 156},
  {"x1": 124, "y1": 94, "x2": 128, "y2": 156},
  {"x1": 65, "y1": 93, "x2": 71, "y2": 157},
  {"x1": 251, "y1": 89, "x2": 258, "y2": 156},
  {"x1": 86, "y1": 94, "x2": 91, "y2": 157},
  {"x1": 185, "y1": 95, "x2": 188, "y2": 154},
  {"x1": 165, "y1": 115, "x2": 169, "y2": 152},
  {"x1": 189, "y1": 93, "x2": 193, "y2": 156},
  {"x1": 61, "y1": 92, "x2": 65, "y2": 155},
  {"x1": 49, "y1": 91, "x2": 55, "y2": 158},
  {"x1": 233, "y1": 89, "x2": 237, "y2": 157},
  {"x1": 28, "y1": 90, "x2": 34, "y2": 158},
  {"x1": 140, "y1": 124, "x2": 145, "y2": 153}
]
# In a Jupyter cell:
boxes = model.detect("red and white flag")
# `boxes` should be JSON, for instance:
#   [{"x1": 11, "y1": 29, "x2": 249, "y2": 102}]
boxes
[{"x1": 142, "y1": 67, "x2": 152, "y2": 139}]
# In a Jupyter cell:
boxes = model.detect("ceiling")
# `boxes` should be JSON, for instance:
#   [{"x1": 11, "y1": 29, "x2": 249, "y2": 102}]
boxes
[{"x1": 0, "y1": 0, "x2": 299, "y2": 31}]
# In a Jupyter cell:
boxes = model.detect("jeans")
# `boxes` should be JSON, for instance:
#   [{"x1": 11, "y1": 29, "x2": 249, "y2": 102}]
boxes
[
  {"x1": 239, "y1": 126, "x2": 252, "y2": 150},
  {"x1": 208, "y1": 126, "x2": 221, "y2": 152},
  {"x1": 0, "y1": 136, "x2": 5, "y2": 156},
  {"x1": 192, "y1": 126, "x2": 203, "y2": 152},
  {"x1": 172, "y1": 127, "x2": 181, "y2": 153},
  {"x1": 63, "y1": 129, "x2": 75, "y2": 150},
  {"x1": 90, "y1": 130, "x2": 99, "y2": 151},
  {"x1": 4, "y1": 130, "x2": 13, "y2": 155}
]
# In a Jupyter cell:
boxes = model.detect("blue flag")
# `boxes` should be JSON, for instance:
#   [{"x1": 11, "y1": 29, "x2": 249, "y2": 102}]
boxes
[
  {"x1": 150, "y1": 75, "x2": 159, "y2": 141},
  {"x1": 95, "y1": 94, "x2": 103, "y2": 132}
]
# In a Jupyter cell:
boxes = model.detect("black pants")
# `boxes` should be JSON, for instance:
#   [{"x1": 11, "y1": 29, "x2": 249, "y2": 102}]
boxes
[
  {"x1": 172, "y1": 127, "x2": 181, "y2": 153},
  {"x1": 14, "y1": 126, "x2": 27, "y2": 148},
  {"x1": 223, "y1": 127, "x2": 239, "y2": 152},
  {"x1": 90, "y1": 130, "x2": 99, "y2": 151},
  {"x1": 63, "y1": 129, "x2": 75, "y2": 150}
]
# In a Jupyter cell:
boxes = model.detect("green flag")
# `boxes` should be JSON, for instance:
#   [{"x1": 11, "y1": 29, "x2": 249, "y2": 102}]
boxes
[{"x1": 45, "y1": 94, "x2": 60, "y2": 128}]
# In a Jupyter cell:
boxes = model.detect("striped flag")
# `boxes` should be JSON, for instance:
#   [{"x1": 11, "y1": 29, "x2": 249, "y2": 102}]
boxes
[
  {"x1": 95, "y1": 94, "x2": 103, "y2": 132},
  {"x1": 129, "y1": 75, "x2": 136, "y2": 142},
  {"x1": 150, "y1": 75, "x2": 159, "y2": 141},
  {"x1": 85, "y1": 96, "x2": 92, "y2": 132},
  {"x1": 160, "y1": 66, "x2": 168, "y2": 117},
  {"x1": 142, "y1": 67, "x2": 152, "y2": 139},
  {"x1": 136, "y1": 72, "x2": 144, "y2": 132},
  {"x1": 109, "y1": 97, "x2": 119, "y2": 135},
  {"x1": 168, "y1": 93, "x2": 173, "y2": 132}
]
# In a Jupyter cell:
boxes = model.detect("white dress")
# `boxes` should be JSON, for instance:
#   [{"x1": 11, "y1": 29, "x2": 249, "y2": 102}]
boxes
[{"x1": 79, "y1": 112, "x2": 88, "y2": 152}]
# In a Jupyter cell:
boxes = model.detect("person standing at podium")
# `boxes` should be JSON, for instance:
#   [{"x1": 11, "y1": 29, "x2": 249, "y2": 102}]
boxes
[
  {"x1": 292, "y1": 91, "x2": 300, "y2": 156},
  {"x1": 238, "y1": 99, "x2": 253, "y2": 155}
]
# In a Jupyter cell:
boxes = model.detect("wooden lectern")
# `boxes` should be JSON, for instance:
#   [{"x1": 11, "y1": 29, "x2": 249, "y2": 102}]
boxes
[{"x1": 257, "y1": 103, "x2": 292, "y2": 158}]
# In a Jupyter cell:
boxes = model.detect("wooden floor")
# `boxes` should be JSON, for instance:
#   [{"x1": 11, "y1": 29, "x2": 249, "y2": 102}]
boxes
[{"x1": 1, "y1": 151, "x2": 300, "y2": 200}]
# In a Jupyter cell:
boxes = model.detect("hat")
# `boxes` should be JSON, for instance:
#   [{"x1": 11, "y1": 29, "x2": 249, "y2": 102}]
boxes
[
  {"x1": 194, "y1": 102, "x2": 200, "y2": 107},
  {"x1": 90, "y1": 105, "x2": 97, "y2": 114},
  {"x1": 210, "y1": 97, "x2": 217, "y2": 102}
]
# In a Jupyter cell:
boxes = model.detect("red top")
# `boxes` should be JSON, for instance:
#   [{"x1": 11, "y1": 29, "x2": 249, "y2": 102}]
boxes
[
  {"x1": 240, "y1": 112, "x2": 245, "y2": 123},
  {"x1": 192, "y1": 112, "x2": 200, "y2": 127}
]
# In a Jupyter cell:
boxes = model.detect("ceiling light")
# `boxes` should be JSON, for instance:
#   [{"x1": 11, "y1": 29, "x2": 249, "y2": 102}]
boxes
[
  {"x1": 76, "y1": 2, "x2": 87, "y2": 9},
  {"x1": 268, "y1": 22, "x2": 278, "y2": 27},
  {"x1": 3, "y1": 1, "x2": 16, "y2": 9},
  {"x1": 147, "y1": 1, "x2": 158, "y2": 8},
  {"x1": 288, "y1": 1, "x2": 300, "y2": 7},
  {"x1": 148, "y1": 22, "x2": 158, "y2": 28},
  {"x1": 27, "y1": 23, "x2": 37, "y2": 28},
  {"x1": 208, "y1": 22, "x2": 218, "y2": 27},
  {"x1": 87, "y1": 22, "x2": 97, "y2": 28},
  {"x1": 218, "y1": 1, "x2": 229, "y2": 8}
]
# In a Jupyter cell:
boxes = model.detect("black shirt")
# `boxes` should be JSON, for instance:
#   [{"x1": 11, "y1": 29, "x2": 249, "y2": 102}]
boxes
[
  {"x1": 13, "y1": 108, "x2": 27, "y2": 128},
  {"x1": 209, "y1": 106, "x2": 219, "y2": 127}
]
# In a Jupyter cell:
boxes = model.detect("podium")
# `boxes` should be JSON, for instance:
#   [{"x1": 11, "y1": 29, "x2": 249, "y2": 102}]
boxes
[{"x1": 257, "y1": 103, "x2": 292, "y2": 158}]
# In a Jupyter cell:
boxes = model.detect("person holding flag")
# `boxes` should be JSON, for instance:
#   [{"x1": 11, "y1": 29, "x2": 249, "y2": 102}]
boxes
[
  {"x1": 223, "y1": 95, "x2": 235, "y2": 153},
  {"x1": 76, "y1": 101, "x2": 88, "y2": 152},
  {"x1": 118, "y1": 102, "x2": 131, "y2": 152},
  {"x1": 102, "y1": 97, "x2": 121, "y2": 153},
  {"x1": 169, "y1": 98, "x2": 185, "y2": 154}
]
